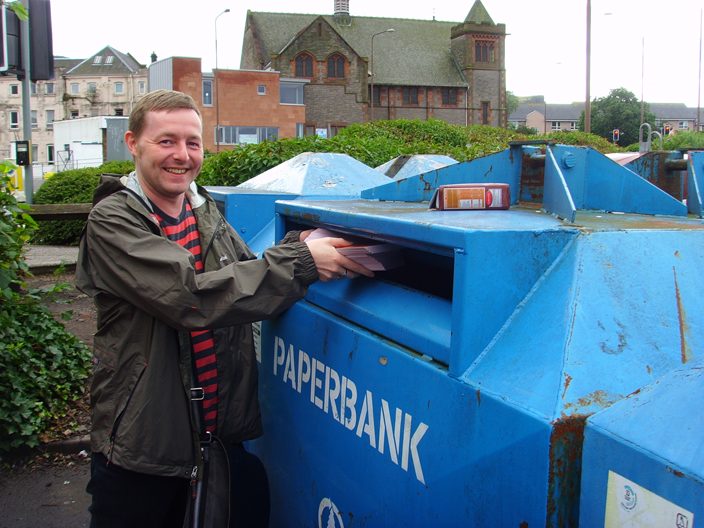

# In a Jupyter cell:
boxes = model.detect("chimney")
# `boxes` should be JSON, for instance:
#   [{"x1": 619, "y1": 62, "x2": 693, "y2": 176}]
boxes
[
  {"x1": 334, "y1": 0, "x2": 349, "y2": 15},
  {"x1": 333, "y1": 0, "x2": 351, "y2": 25},
  {"x1": 151, "y1": 52, "x2": 158, "y2": 63}
]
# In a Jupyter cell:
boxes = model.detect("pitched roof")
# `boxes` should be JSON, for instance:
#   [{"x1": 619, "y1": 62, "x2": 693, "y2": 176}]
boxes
[
  {"x1": 648, "y1": 103, "x2": 697, "y2": 120},
  {"x1": 65, "y1": 46, "x2": 145, "y2": 76},
  {"x1": 247, "y1": 12, "x2": 467, "y2": 87},
  {"x1": 465, "y1": 0, "x2": 494, "y2": 25},
  {"x1": 510, "y1": 102, "x2": 586, "y2": 121}
]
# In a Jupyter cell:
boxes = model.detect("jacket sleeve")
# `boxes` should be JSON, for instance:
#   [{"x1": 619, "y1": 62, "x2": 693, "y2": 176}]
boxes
[{"x1": 79, "y1": 195, "x2": 318, "y2": 331}]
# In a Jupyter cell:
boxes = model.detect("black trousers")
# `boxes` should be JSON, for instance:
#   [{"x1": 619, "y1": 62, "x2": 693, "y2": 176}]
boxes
[{"x1": 87, "y1": 445, "x2": 270, "y2": 528}]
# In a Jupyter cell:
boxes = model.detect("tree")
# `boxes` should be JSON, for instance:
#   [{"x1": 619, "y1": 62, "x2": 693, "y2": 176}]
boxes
[
  {"x1": 578, "y1": 87, "x2": 657, "y2": 146},
  {"x1": 506, "y1": 91, "x2": 520, "y2": 119}
]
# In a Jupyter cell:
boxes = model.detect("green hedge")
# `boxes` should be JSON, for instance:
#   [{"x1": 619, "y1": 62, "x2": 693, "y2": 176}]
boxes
[{"x1": 30, "y1": 161, "x2": 134, "y2": 246}]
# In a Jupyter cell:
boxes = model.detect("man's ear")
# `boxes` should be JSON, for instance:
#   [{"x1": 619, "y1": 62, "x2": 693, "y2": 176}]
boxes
[{"x1": 125, "y1": 130, "x2": 138, "y2": 157}]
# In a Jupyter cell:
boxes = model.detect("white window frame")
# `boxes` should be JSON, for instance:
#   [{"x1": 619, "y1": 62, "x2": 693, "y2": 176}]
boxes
[
  {"x1": 114, "y1": 82, "x2": 124, "y2": 94},
  {"x1": 679, "y1": 121, "x2": 689, "y2": 130},
  {"x1": 93, "y1": 56, "x2": 103, "y2": 65},
  {"x1": 31, "y1": 110, "x2": 38, "y2": 129},
  {"x1": 551, "y1": 121, "x2": 561, "y2": 131},
  {"x1": 71, "y1": 83, "x2": 80, "y2": 95},
  {"x1": 139, "y1": 81, "x2": 146, "y2": 95},
  {"x1": 45, "y1": 82, "x2": 55, "y2": 95},
  {"x1": 46, "y1": 109, "x2": 55, "y2": 129},
  {"x1": 105, "y1": 56, "x2": 114, "y2": 65},
  {"x1": 257, "y1": 85, "x2": 266, "y2": 95},
  {"x1": 10, "y1": 84, "x2": 19, "y2": 96},
  {"x1": 10, "y1": 111, "x2": 20, "y2": 129},
  {"x1": 47, "y1": 144, "x2": 55, "y2": 163}
]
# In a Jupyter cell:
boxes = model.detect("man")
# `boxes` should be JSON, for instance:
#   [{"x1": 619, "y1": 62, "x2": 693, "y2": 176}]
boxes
[{"x1": 76, "y1": 89, "x2": 372, "y2": 527}]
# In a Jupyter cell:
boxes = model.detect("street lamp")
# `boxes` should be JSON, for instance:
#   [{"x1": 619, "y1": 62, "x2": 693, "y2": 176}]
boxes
[
  {"x1": 370, "y1": 29, "x2": 394, "y2": 122},
  {"x1": 585, "y1": 0, "x2": 591, "y2": 134},
  {"x1": 215, "y1": 8, "x2": 230, "y2": 153}
]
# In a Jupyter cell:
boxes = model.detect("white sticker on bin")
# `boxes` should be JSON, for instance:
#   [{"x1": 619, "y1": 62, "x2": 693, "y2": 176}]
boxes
[{"x1": 604, "y1": 470, "x2": 694, "y2": 528}]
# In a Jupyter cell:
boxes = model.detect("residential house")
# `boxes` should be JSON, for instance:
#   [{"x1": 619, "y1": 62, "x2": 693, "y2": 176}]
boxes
[
  {"x1": 148, "y1": 56, "x2": 307, "y2": 153},
  {"x1": 510, "y1": 97, "x2": 701, "y2": 135},
  {"x1": 648, "y1": 103, "x2": 699, "y2": 133},
  {"x1": 240, "y1": 0, "x2": 508, "y2": 135},
  {"x1": 0, "y1": 46, "x2": 146, "y2": 174}
]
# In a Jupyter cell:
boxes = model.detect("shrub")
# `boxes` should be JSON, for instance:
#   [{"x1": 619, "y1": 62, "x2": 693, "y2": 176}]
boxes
[
  {"x1": 0, "y1": 172, "x2": 92, "y2": 451},
  {"x1": 30, "y1": 161, "x2": 134, "y2": 246}
]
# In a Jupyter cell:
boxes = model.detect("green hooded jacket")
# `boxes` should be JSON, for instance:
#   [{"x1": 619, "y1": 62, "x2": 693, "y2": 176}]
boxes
[{"x1": 76, "y1": 173, "x2": 318, "y2": 479}]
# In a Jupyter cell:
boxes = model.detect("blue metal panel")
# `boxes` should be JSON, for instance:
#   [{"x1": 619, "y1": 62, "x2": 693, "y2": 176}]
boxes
[
  {"x1": 580, "y1": 148, "x2": 687, "y2": 216},
  {"x1": 543, "y1": 148, "x2": 577, "y2": 222},
  {"x1": 361, "y1": 148, "x2": 520, "y2": 203},
  {"x1": 254, "y1": 302, "x2": 555, "y2": 527},
  {"x1": 688, "y1": 151, "x2": 704, "y2": 217},
  {"x1": 580, "y1": 355, "x2": 704, "y2": 526},
  {"x1": 206, "y1": 188, "x2": 295, "y2": 246}
]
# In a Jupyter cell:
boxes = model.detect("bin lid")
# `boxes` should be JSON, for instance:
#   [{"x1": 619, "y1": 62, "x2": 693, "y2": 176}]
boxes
[
  {"x1": 375, "y1": 154, "x2": 457, "y2": 180},
  {"x1": 237, "y1": 152, "x2": 390, "y2": 198}
]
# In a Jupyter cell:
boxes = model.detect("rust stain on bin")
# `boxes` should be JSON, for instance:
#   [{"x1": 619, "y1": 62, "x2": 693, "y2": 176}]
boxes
[
  {"x1": 673, "y1": 267, "x2": 693, "y2": 364},
  {"x1": 546, "y1": 417, "x2": 587, "y2": 528}
]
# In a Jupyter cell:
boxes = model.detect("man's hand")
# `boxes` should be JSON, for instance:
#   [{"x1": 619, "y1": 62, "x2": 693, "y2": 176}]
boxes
[{"x1": 305, "y1": 237, "x2": 375, "y2": 282}]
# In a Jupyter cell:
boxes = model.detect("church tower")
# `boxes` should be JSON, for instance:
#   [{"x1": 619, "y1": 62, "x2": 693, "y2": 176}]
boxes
[{"x1": 451, "y1": 1, "x2": 507, "y2": 127}]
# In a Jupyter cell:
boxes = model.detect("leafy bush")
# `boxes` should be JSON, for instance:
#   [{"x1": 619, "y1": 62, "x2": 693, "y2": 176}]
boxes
[
  {"x1": 198, "y1": 119, "x2": 623, "y2": 187},
  {"x1": 30, "y1": 161, "x2": 134, "y2": 246},
  {"x1": 0, "y1": 172, "x2": 92, "y2": 451},
  {"x1": 662, "y1": 130, "x2": 704, "y2": 151}
]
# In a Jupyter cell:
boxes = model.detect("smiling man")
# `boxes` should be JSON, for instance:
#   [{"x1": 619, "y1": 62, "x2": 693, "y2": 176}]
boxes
[{"x1": 76, "y1": 90, "x2": 372, "y2": 528}]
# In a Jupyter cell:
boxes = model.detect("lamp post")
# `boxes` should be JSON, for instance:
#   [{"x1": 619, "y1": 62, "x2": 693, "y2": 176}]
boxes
[
  {"x1": 585, "y1": 0, "x2": 591, "y2": 134},
  {"x1": 370, "y1": 29, "x2": 394, "y2": 122},
  {"x1": 215, "y1": 8, "x2": 230, "y2": 153}
]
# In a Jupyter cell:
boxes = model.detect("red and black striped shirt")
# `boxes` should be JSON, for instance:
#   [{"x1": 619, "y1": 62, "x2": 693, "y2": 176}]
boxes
[{"x1": 151, "y1": 198, "x2": 218, "y2": 433}]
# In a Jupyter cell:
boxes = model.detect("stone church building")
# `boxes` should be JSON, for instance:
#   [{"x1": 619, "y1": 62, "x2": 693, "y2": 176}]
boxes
[{"x1": 240, "y1": 0, "x2": 507, "y2": 137}]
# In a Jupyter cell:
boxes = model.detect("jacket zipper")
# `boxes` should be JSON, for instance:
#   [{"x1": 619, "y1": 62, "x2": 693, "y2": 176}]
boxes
[
  {"x1": 202, "y1": 217, "x2": 223, "y2": 266},
  {"x1": 107, "y1": 364, "x2": 147, "y2": 465}
]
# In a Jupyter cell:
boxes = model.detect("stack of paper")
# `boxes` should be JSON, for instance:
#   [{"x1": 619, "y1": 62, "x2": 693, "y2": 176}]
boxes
[{"x1": 306, "y1": 228, "x2": 405, "y2": 271}]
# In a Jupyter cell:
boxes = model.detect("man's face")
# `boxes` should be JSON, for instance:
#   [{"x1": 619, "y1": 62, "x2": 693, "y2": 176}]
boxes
[{"x1": 125, "y1": 108, "x2": 203, "y2": 203}]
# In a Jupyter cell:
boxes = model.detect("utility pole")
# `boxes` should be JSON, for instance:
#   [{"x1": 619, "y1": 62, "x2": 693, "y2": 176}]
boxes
[{"x1": 20, "y1": 0, "x2": 33, "y2": 204}]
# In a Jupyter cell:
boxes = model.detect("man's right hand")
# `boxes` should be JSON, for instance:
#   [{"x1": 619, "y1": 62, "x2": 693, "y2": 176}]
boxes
[{"x1": 304, "y1": 237, "x2": 375, "y2": 282}]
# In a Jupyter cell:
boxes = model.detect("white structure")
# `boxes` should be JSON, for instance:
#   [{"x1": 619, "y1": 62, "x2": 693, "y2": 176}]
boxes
[{"x1": 53, "y1": 116, "x2": 130, "y2": 171}]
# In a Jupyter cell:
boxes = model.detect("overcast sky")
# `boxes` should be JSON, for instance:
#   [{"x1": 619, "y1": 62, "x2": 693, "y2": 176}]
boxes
[{"x1": 50, "y1": 0, "x2": 703, "y2": 107}]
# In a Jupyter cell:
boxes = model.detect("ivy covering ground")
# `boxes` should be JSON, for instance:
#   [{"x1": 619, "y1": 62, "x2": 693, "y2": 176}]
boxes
[{"x1": 0, "y1": 168, "x2": 92, "y2": 451}]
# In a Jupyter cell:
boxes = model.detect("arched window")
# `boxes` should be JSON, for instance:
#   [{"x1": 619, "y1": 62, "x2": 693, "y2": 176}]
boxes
[
  {"x1": 327, "y1": 54, "x2": 345, "y2": 79},
  {"x1": 475, "y1": 40, "x2": 496, "y2": 63},
  {"x1": 295, "y1": 53, "x2": 314, "y2": 77}
]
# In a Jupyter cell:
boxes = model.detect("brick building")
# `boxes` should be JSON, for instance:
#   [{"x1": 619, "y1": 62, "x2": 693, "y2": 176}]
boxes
[
  {"x1": 0, "y1": 46, "x2": 146, "y2": 172},
  {"x1": 240, "y1": 0, "x2": 507, "y2": 136},
  {"x1": 148, "y1": 56, "x2": 307, "y2": 152}
]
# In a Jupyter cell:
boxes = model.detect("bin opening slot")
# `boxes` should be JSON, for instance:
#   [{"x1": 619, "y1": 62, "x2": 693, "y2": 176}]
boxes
[{"x1": 285, "y1": 221, "x2": 454, "y2": 301}]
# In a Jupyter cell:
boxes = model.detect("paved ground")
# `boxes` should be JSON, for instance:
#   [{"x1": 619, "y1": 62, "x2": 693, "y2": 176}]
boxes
[{"x1": 0, "y1": 458, "x2": 91, "y2": 528}]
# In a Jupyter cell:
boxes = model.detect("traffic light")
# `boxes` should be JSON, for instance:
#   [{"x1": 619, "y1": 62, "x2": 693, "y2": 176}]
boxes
[
  {"x1": 612, "y1": 129, "x2": 620, "y2": 142},
  {"x1": 664, "y1": 125, "x2": 672, "y2": 136},
  {"x1": 0, "y1": 1, "x2": 53, "y2": 80},
  {"x1": 0, "y1": 4, "x2": 22, "y2": 73}
]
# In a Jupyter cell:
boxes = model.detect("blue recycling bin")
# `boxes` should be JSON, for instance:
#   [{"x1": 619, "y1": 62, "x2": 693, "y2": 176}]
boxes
[{"x1": 219, "y1": 144, "x2": 704, "y2": 526}]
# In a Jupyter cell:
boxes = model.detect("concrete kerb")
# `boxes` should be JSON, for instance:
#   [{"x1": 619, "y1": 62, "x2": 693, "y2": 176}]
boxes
[{"x1": 25, "y1": 245, "x2": 80, "y2": 274}]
